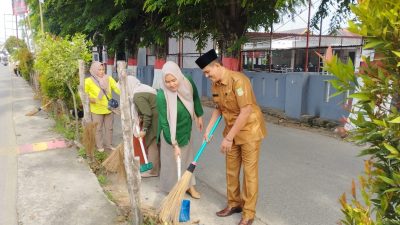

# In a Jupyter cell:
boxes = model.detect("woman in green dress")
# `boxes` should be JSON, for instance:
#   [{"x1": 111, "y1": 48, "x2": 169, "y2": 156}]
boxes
[{"x1": 157, "y1": 61, "x2": 204, "y2": 199}]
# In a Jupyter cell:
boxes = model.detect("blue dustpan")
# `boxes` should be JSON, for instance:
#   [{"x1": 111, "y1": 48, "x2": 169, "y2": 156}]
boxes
[
  {"x1": 177, "y1": 156, "x2": 190, "y2": 222},
  {"x1": 179, "y1": 199, "x2": 190, "y2": 222}
]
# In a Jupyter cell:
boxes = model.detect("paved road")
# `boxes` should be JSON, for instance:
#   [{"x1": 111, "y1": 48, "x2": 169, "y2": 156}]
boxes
[
  {"x1": 1, "y1": 66, "x2": 119, "y2": 225},
  {"x1": 112, "y1": 86, "x2": 365, "y2": 225},
  {"x1": 191, "y1": 107, "x2": 364, "y2": 225},
  {"x1": 114, "y1": 98, "x2": 365, "y2": 225},
  {"x1": 0, "y1": 66, "x2": 18, "y2": 225}
]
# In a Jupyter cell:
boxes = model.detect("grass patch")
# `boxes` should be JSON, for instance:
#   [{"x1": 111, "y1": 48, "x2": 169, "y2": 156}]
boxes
[
  {"x1": 94, "y1": 151, "x2": 108, "y2": 163},
  {"x1": 53, "y1": 114, "x2": 75, "y2": 140},
  {"x1": 104, "y1": 190, "x2": 115, "y2": 202},
  {"x1": 78, "y1": 147, "x2": 87, "y2": 158},
  {"x1": 97, "y1": 174, "x2": 107, "y2": 186}
]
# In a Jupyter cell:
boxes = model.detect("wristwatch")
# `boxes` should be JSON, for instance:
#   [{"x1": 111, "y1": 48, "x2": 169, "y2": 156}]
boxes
[{"x1": 142, "y1": 127, "x2": 148, "y2": 133}]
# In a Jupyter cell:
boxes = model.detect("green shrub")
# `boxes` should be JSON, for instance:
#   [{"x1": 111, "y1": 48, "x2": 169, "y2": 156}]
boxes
[
  {"x1": 14, "y1": 47, "x2": 34, "y2": 81},
  {"x1": 4, "y1": 36, "x2": 27, "y2": 55},
  {"x1": 34, "y1": 33, "x2": 92, "y2": 109},
  {"x1": 323, "y1": 0, "x2": 400, "y2": 224}
]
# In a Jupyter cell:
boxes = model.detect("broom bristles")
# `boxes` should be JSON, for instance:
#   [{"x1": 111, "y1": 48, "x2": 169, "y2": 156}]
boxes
[
  {"x1": 82, "y1": 122, "x2": 97, "y2": 159},
  {"x1": 25, "y1": 108, "x2": 40, "y2": 116},
  {"x1": 158, "y1": 171, "x2": 193, "y2": 225},
  {"x1": 102, "y1": 147, "x2": 120, "y2": 172},
  {"x1": 25, "y1": 100, "x2": 53, "y2": 116},
  {"x1": 117, "y1": 144, "x2": 126, "y2": 179},
  {"x1": 102, "y1": 143, "x2": 126, "y2": 179}
]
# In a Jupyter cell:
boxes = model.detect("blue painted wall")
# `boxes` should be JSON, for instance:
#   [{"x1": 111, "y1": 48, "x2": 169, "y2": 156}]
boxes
[
  {"x1": 284, "y1": 73, "x2": 310, "y2": 119},
  {"x1": 137, "y1": 66, "x2": 154, "y2": 86},
  {"x1": 244, "y1": 72, "x2": 286, "y2": 111},
  {"x1": 135, "y1": 66, "x2": 348, "y2": 121},
  {"x1": 305, "y1": 75, "x2": 349, "y2": 120},
  {"x1": 182, "y1": 68, "x2": 207, "y2": 97}
]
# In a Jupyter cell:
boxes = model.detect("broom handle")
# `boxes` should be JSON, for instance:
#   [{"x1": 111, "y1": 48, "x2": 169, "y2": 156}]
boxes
[
  {"x1": 136, "y1": 124, "x2": 149, "y2": 164},
  {"x1": 177, "y1": 156, "x2": 181, "y2": 181},
  {"x1": 193, "y1": 115, "x2": 222, "y2": 163},
  {"x1": 41, "y1": 100, "x2": 53, "y2": 109}
]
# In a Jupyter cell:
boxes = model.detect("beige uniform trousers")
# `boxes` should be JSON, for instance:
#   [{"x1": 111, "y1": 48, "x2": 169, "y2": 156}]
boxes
[
  {"x1": 226, "y1": 140, "x2": 261, "y2": 220},
  {"x1": 91, "y1": 112, "x2": 114, "y2": 150}
]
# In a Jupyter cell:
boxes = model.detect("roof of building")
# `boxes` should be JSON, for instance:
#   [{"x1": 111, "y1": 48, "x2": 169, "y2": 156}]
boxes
[
  {"x1": 279, "y1": 28, "x2": 309, "y2": 34},
  {"x1": 243, "y1": 28, "x2": 363, "y2": 50},
  {"x1": 245, "y1": 28, "x2": 361, "y2": 43}
]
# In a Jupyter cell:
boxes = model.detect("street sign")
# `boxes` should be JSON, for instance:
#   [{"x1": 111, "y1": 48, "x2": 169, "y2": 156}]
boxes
[{"x1": 12, "y1": 0, "x2": 28, "y2": 15}]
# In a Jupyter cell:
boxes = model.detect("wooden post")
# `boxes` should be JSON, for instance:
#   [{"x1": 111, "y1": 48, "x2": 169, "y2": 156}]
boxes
[
  {"x1": 78, "y1": 60, "x2": 90, "y2": 125},
  {"x1": 117, "y1": 61, "x2": 142, "y2": 225}
]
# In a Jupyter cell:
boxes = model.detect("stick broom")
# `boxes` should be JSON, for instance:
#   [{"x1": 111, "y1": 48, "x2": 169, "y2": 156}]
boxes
[
  {"x1": 158, "y1": 115, "x2": 222, "y2": 224},
  {"x1": 25, "y1": 100, "x2": 53, "y2": 116},
  {"x1": 136, "y1": 125, "x2": 153, "y2": 172}
]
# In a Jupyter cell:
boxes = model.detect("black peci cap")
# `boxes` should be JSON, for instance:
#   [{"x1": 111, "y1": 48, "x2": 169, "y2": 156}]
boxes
[{"x1": 195, "y1": 49, "x2": 218, "y2": 69}]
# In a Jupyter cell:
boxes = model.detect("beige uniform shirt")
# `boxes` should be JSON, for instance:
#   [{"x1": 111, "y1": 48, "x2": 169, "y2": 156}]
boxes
[{"x1": 212, "y1": 69, "x2": 267, "y2": 145}]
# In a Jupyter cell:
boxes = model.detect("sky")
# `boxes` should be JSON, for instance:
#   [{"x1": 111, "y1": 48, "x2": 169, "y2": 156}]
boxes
[
  {"x1": 272, "y1": 0, "x2": 350, "y2": 34},
  {"x1": 0, "y1": 0, "x2": 16, "y2": 45}
]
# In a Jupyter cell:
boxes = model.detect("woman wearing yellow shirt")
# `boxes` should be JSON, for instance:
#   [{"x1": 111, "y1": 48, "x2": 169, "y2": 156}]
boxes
[{"x1": 84, "y1": 61, "x2": 120, "y2": 152}]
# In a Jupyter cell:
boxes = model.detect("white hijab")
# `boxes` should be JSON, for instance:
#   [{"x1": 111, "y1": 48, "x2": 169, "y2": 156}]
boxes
[
  {"x1": 126, "y1": 76, "x2": 157, "y2": 135},
  {"x1": 127, "y1": 76, "x2": 157, "y2": 97},
  {"x1": 161, "y1": 61, "x2": 194, "y2": 145}
]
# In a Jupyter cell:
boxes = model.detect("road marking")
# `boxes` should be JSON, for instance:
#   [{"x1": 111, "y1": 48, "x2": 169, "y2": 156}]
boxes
[{"x1": 18, "y1": 139, "x2": 67, "y2": 154}]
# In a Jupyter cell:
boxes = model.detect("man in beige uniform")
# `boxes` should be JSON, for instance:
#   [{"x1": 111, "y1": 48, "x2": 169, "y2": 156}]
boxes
[{"x1": 196, "y1": 49, "x2": 267, "y2": 225}]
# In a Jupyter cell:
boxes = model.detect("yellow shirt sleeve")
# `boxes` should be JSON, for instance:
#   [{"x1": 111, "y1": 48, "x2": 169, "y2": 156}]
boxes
[{"x1": 109, "y1": 76, "x2": 120, "y2": 95}]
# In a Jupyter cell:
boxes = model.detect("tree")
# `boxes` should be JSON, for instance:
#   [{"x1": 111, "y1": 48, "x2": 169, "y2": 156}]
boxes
[
  {"x1": 140, "y1": 10, "x2": 170, "y2": 59},
  {"x1": 322, "y1": 0, "x2": 400, "y2": 223},
  {"x1": 4, "y1": 36, "x2": 27, "y2": 55},
  {"x1": 311, "y1": 0, "x2": 356, "y2": 34},
  {"x1": 26, "y1": 0, "x2": 146, "y2": 57},
  {"x1": 144, "y1": 0, "x2": 303, "y2": 57}
]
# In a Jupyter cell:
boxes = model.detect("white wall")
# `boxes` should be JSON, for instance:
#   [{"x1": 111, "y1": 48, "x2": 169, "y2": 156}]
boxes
[{"x1": 168, "y1": 36, "x2": 215, "y2": 68}]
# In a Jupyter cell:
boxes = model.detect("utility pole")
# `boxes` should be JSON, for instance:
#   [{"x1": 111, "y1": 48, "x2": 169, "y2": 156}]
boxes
[
  {"x1": 305, "y1": 0, "x2": 311, "y2": 72},
  {"x1": 38, "y1": 0, "x2": 44, "y2": 32},
  {"x1": 15, "y1": 15, "x2": 18, "y2": 39},
  {"x1": 317, "y1": 16, "x2": 323, "y2": 73},
  {"x1": 269, "y1": 23, "x2": 273, "y2": 72},
  {"x1": 26, "y1": 13, "x2": 35, "y2": 51}
]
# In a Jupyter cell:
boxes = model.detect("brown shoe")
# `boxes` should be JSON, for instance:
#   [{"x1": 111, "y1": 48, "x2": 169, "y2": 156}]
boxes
[
  {"x1": 238, "y1": 218, "x2": 254, "y2": 225},
  {"x1": 216, "y1": 206, "x2": 242, "y2": 217},
  {"x1": 186, "y1": 186, "x2": 201, "y2": 199}
]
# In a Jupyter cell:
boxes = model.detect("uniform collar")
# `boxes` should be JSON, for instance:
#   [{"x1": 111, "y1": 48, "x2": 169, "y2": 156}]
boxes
[{"x1": 216, "y1": 68, "x2": 228, "y2": 86}]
